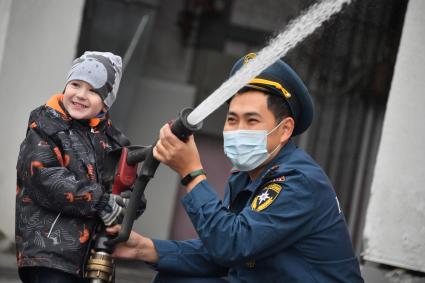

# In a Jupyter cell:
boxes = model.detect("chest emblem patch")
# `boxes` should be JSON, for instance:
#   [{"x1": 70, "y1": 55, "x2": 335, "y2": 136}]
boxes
[{"x1": 251, "y1": 183, "x2": 282, "y2": 212}]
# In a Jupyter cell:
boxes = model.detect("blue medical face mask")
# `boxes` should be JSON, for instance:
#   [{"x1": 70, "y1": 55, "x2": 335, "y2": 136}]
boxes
[{"x1": 223, "y1": 121, "x2": 284, "y2": 171}]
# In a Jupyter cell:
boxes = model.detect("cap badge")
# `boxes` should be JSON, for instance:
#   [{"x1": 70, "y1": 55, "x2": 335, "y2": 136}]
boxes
[{"x1": 243, "y1": 53, "x2": 257, "y2": 65}]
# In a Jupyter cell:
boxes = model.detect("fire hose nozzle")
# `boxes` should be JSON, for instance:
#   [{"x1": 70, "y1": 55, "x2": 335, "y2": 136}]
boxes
[{"x1": 170, "y1": 108, "x2": 203, "y2": 141}]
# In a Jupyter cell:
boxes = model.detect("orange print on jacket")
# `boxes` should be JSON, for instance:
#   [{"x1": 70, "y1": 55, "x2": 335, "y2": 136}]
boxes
[
  {"x1": 53, "y1": 147, "x2": 64, "y2": 166},
  {"x1": 30, "y1": 161, "x2": 44, "y2": 175},
  {"x1": 87, "y1": 164, "x2": 96, "y2": 181},
  {"x1": 64, "y1": 192, "x2": 93, "y2": 202},
  {"x1": 79, "y1": 227, "x2": 90, "y2": 244},
  {"x1": 63, "y1": 154, "x2": 70, "y2": 167}
]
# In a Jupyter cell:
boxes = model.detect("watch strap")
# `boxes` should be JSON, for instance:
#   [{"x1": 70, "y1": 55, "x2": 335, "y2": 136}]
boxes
[{"x1": 181, "y1": 169, "x2": 206, "y2": 186}]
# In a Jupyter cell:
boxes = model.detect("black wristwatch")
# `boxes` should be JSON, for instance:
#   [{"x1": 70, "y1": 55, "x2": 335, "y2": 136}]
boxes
[{"x1": 181, "y1": 169, "x2": 206, "y2": 186}]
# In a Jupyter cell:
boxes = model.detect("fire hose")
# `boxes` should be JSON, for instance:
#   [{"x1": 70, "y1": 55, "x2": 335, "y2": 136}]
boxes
[{"x1": 84, "y1": 0, "x2": 353, "y2": 281}]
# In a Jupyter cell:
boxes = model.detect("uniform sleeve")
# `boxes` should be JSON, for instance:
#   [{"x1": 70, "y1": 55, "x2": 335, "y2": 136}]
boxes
[
  {"x1": 181, "y1": 174, "x2": 315, "y2": 266},
  {"x1": 152, "y1": 238, "x2": 228, "y2": 277},
  {"x1": 17, "y1": 128, "x2": 107, "y2": 217}
]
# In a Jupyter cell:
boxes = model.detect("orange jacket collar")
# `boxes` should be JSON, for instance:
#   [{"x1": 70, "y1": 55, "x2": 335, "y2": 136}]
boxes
[{"x1": 45, "y1": 94, "x2": 103, "y2": 127}]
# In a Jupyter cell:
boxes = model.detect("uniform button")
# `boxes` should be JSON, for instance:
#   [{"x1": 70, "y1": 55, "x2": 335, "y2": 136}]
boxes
[{"x1": 245, "y1": 259, "x2": 256, "y2": 268}]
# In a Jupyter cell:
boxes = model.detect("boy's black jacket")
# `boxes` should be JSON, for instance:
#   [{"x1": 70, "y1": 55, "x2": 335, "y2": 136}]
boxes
[{"x1": 16, "y1": 94, "x2": 130, "y2": 275}]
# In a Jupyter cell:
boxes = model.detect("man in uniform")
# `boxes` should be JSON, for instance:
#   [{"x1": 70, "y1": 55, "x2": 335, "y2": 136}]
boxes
[{"x1": 108, "y1": 54, "x2": 364, "y2": 282}]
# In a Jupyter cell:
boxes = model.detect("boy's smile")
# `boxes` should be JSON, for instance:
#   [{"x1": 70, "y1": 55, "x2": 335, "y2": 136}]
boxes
[{"x1": 63, "y1": 80, "x2": 105, "y2": 120}]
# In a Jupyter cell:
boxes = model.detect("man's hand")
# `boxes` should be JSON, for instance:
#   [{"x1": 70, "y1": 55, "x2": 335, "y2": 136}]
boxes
[
  {"x1": 106, "y1": 225, "x2": 159, "y2": 263},
  {"x1": 153, "y1": 123, "x2": 203, "y2": 177}
]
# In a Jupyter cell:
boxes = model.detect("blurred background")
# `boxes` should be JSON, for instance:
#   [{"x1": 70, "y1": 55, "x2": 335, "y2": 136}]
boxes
[{"x1": 0, "y1": 0, "x2": 424, "y2": 282}]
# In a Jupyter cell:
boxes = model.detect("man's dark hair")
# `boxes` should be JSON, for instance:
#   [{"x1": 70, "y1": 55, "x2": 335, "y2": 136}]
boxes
[
  {"x1": 266, "y1": 93, "x2": 293, "y2": 124},
  {"x1": 229, "y1": 90, "x2": 293, "y2": 124}
]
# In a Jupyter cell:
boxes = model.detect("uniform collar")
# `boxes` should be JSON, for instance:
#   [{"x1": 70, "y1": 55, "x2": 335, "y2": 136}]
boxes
[
  {"x1": 254, "y1": 139, "x2": 297, "y2": 184},
  {"x1": 266, "y1": 139, "x2": 297, "y2": 168},
  {"x1": 230, "y1": 139, "x2": 297, "y2": 193}
]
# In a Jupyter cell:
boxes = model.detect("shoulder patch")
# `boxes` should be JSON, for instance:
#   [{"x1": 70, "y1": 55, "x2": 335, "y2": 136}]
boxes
[{"x1": 251, "y1": 183, "x2": 283, "y2": 212}]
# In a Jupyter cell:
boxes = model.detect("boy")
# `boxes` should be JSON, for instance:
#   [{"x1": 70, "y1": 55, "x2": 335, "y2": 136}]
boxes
[{"x1": 15, "y1": 51, "x2": 140, "y2": 282}]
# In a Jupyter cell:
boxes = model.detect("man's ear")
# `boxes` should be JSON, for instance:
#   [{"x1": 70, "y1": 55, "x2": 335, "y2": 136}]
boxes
[{"x1": 279, "y1": 117, "x2": 295, "y2": 143}]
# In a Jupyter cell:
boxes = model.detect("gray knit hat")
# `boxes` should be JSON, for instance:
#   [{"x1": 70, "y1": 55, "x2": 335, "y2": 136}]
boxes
[{"x1": 66, "y1": 51, "x2": 122, "y2": 109}]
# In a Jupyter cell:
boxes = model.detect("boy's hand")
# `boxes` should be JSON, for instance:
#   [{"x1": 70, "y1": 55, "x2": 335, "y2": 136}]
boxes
[{"x1": 98, "y1": 194, "x2": 126, "y2": 226}]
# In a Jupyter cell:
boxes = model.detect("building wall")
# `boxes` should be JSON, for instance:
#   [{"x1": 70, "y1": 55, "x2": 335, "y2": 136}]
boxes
[
  {"x1": 363, "y1": 0, "x2": 425, "y2": 276},
  {"x1": 0, "y1": 0, "x2": 12, "y2": 73},
  {"x1": 0, "y1": 0, "x2": 84, "y2": 243}
]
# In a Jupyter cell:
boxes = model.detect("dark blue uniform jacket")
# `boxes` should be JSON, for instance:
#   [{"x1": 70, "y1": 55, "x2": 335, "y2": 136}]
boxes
[{"x1": 153, "y1": 140, "x2": 364, "y2": 282}]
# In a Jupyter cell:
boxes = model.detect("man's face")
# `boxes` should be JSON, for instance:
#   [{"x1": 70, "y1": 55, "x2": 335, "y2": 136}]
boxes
[
  {"x1": 224, "y1": 90, "x2": 285, "y2": 153},
  {"x1": 63, "y1": 80, "x2": 105, "y2": 120}
]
